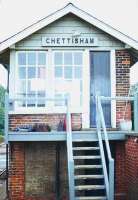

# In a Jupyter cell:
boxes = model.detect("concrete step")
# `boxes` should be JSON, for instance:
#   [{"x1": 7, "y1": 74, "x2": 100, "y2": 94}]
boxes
[
  {"x1": 75, "y1": 175, "x2": 104, "y2": 180},
  {"x1": 75, "y1": 185, "x2": 105, "y2": 190}
]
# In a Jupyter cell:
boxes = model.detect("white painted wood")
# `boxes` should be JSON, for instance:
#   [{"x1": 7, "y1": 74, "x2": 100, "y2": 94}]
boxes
[
  {"x1": 82, "y1": 49, "x2": 90, "y2": 129},
  {"x1": 0, "y1": 3, "x2": 138, "y2": 53},
  {"x1": 110, "y1": 50, "x2": 116, "y2": 128},
  {"x1": 9, "y1": 49, "x2": 16, "y2": 99}
]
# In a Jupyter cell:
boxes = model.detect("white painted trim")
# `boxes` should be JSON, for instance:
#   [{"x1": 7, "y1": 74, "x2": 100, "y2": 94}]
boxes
[
  {"x1": 0, "y1": 3, "x2": 138, "y2": 53},
  {"x1": 9, "y1": 49, "x2": 16, "y2": 99},
  {"x1": 110, "y1": 50, "x2": 116, "y2": 128},
  {"x1": 9, "y1": 107, "x2": 81, "y2": 115},
  {"x1": 82, "y1": 49, "x2": 90, "y2": 129}
]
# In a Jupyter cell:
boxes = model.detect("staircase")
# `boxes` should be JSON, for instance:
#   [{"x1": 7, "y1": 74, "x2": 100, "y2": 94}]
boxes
[
  {"x1": 73, "y1": 140, "x2": 107, "y2": 200},
  {"x1": 66, "y1": 95, "x2": 114, "y2": 200}
]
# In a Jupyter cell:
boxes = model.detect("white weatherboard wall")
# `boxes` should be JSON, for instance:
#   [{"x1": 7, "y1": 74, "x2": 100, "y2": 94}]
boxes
[
  {"x1": 15, "y1": 14, "x2": 125, "y2": 49},
  {"x1": 10, "y1": 14, "x2": 126, "y2": 128}
]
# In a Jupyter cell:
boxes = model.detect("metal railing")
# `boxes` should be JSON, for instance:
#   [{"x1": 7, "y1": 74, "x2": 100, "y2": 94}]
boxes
[
  {"x1": 96, "y1": 95, "x2": 114, "y2": 200},
  {"x1": 66, "y1": 98, "x2": 75, "y2": 200},
  {"x1": 95, "y1": 93, "x2": 138, "y2": 200}
]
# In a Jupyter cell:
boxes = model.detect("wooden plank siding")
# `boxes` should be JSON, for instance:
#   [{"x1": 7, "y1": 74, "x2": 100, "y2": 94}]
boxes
[{"x1": 15, "y1": 14, "x2": 125, "y2": 48}]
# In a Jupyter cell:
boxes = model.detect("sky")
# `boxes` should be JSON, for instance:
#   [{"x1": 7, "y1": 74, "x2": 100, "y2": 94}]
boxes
[
  {"x1": 0, "y1": 0, "x2": 138, "y2": 42},
  {"x1": 0, "y1": 0, "x2": 138, "y2": 87}
]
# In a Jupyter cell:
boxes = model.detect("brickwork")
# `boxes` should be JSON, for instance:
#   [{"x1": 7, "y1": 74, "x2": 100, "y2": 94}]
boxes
[
  {"x1": 115, "y1": 142, "x2": 126, "y2": 200},
  {"x1": 9, "y1": 114, "x2": 81, "y2": 131},
  {"x1": 125, "y1": 136, "x2": 138, "y2": 200},
  {"x1": 8, "y1": 142, "x2": 68, "y2": 200},
  {"x1": 116, "y1": 50, "x2": 132, "y2": 125},
  {"x1": 9, "y1": 142, "x2": 25, "y2": 200}
]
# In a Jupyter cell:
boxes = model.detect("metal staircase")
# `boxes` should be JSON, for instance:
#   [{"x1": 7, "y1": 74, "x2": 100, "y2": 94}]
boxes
[{"x1": 66, "y1": 95, "x2": 114, "y2": 200}]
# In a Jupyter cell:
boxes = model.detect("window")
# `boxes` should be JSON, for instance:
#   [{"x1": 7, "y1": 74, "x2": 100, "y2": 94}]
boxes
[
  {"x1": 54, "y1": 51, "x2": 83, "y2": 107},
  {"x1": 16, "y1": 50, "x2": 83, "y2": 111},
  {"x1": 17, "y1": 51, "x2": 47, "y2": 107}
]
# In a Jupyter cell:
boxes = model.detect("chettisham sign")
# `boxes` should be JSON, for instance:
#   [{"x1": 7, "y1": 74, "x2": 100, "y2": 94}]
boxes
[{"x1": 42, "y1": 37, "x2": 98, "y2": 46}]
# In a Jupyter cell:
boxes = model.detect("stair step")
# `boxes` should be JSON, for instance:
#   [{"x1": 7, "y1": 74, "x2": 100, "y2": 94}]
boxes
[
  {"x1": 73, "y1": 140, "x2": 98, "y2": 142},
  {"x1": 75, "y1": 185, "x2": 105, "y2": 190},
  {"x1": 75, "y1": 175, "x2": 104, "y2": 179},
  {"x1": 75, "y1": 196, "x2": 107, "y2": 200},
  {"x1": 73, "y1": 147, "x2": 100, "y2": 151},
  {"x1": 75, "y1": 165, "x2": 102, "y2": 169},
  {"x1": 74, "y1": 156, "x2": 101, "y2": 160}
]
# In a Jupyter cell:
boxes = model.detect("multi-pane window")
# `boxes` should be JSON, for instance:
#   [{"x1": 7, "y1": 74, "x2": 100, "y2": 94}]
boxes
[
  {"x1": 54, "y1": 51, "x2": 83, "y2": 107},
  {"x1": 17, "y1": 51, "x2": 47, "y2": 107}
]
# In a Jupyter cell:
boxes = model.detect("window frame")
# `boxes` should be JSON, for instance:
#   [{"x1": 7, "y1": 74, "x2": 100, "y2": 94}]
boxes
[
  {"x1": 15, "y1": 51, "x2": 48, "y2": 112},
  {"x1": 13, "y1": 50, "x2": 84, "y2": 114}
]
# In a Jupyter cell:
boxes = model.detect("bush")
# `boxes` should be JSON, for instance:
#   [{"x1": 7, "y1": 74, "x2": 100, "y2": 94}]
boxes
[{"x1": 0, "y1": 135, "x2": 4, "y2": 144}]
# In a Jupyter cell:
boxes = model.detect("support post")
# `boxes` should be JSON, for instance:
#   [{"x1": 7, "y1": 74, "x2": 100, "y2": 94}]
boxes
[
  {"x1": 134, "y1": 93, "x2": 138, "y2": 132},
  {"x1": 4, "y1": 93, "x2": 9, "y2": 144},
  {"x1": 66, "y1": 97, "x2": 75, "y2": 200},
  {"x1": 109, "y1": 159, "x2": 114, "y2": 200}
]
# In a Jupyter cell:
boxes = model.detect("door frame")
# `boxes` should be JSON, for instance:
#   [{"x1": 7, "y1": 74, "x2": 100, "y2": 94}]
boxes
[{"x1": 82, "y1": 49, "x2": 116, "y2": 129}]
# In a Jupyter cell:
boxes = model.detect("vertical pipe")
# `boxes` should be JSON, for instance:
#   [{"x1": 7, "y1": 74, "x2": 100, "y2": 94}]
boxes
[
  {"x1": 55, "y1": 142, "x2": 60, "y2": 200},
  {"x1": 134, "y1": 93, "x2": 138, "y2": 132},
  {"x1": 5, "y1": 93, "x2": 9, "y2": 199},
  {"x1": 6, "y1": 144, "x2": 9, "y2": 199}
]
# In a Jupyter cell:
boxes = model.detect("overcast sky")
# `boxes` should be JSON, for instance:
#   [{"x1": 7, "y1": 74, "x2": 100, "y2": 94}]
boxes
[{"x1": 0, "y1": 0, "x2": 138, "y2": 42}]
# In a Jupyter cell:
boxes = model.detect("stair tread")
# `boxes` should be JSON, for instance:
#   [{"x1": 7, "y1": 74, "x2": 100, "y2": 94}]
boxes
[
  {"x1": 75, "y1": 185, "x2": 105, "y2": 190},
  {"x1": 75, "y1": 165, "x2": 102, "y2": 169},
  {"x1": 75, "y1": 196, "x2": 107, "y2": 200},
  {"x1": 74, "y1": 156, "x2": 101, "y2": 159},
  {"x1": 73, "y1": 147, "x2": 100, "y2": 150},
  {"x1": 75, "y1": 175, "x2": 104, "y2": 179},
  {"x1": 73, "y1": 140, "x2": 98, "y2": 142}
]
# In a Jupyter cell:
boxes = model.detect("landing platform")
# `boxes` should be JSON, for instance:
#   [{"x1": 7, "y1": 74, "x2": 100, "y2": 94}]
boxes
[{"x1": 7, "y1": 130, "x2": 136, "y2": 142}]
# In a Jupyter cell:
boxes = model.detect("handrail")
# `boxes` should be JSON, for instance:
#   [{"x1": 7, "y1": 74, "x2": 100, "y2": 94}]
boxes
[
  {"x1": 96, "y1": 95, "x2": 114, "y2": 200},
  {"x1": 96, "y1": 96, "x2": 109, "y2": 199},
  {"x1": 66, "y1": 97, "x2": 75, "y2": 200}
]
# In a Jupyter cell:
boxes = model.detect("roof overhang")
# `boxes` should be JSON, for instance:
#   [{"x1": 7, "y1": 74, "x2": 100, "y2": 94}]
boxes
[{"x1": 0, "y1": 3, "x2": 138, "y2": 53}]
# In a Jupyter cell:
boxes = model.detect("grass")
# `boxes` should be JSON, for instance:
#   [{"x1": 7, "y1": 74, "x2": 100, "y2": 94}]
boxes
[{"x1": 0, "y1": 134, "x2": 4, "y2": 144}]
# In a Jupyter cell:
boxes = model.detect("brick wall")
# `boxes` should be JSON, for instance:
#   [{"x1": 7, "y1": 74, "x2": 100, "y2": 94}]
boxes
[
  {"x1": 125, "y1": 135, "x2": 138, "y2": 200},
  {"x1": 9, "y1": 114, "x2": 81, "y2": 131},
  {"x1": 9, "y1": 142, "x2": 25, "y2": 200},
  {"x1": 116, "y1": 50, "x2": 131, "y2": 125},
  {"x1": 9, "y1": 142, "x2": 68, "y2": 200},
  {"x1": 115, "y1": 142, "x2": 126, "y2": 200}
]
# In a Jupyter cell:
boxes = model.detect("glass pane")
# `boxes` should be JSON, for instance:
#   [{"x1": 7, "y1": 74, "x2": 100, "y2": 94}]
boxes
[
  {"x1": 38, "y1": 52, "x2": 46, "y2": 65},
  {"x1": 38, "y1": 67, "x2": 46, "y2": 79},
  {"x1": 74, "y1": 67, "x2": 82, "y2": 79},
  {"x1": 64, "y1": 52, "x2": 72, "y2": 65},
  {"x1": 54, "y1": 52, "x2": 63, "y2": 65},
  {"x1": 28, "y1": 52, "x2": 36, "y2": 65},
  {"x1": 55, "y1": 66, "x2": 63, "y2": 78},
  {"x1": 55, "y1": 94, "x2": 63, "y2": 106},
  {"x1": 74, "y1": 52, "x2": 82, "y2": 65},
  {"x1": 27, "y1": 80, "x2": 35, "y2": 95},
  {"x1": 19, "y1": 67, "x2": 26, "y2": 79},
  {"x1": 18, "y1": 53, "x2": 26, "y2": 65},
  {"x1": 27, "y1": 99, "x2": 36, "y2": 107},
  {"x1": 28, "y1": 67, "x2": 36, "y2": 79},
  {"x1": 17, "y1": 80, "x2": 26, "y2": 95},
  {"x1": 64, "y1": 66, "x2": 72, "y2": 79},
  {"x1": 37, "y1": 92, "x2": 45, "y2": 107}
]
